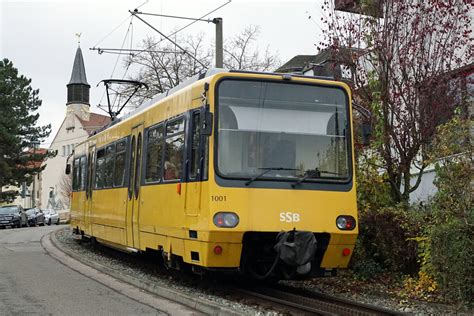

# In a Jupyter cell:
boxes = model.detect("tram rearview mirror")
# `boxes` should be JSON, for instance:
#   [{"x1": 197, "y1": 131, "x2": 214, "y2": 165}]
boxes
[
  {"x1": 65, "y1": 164, "x2": 71, "y2": 175},
  {"x1": 201, "y1": 111, "x2": 213, "y2": 136}
]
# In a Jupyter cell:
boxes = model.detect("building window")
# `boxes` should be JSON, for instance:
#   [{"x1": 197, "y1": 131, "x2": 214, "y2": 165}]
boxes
[{"x1": 62, "y1": 146, "x2": 66, "y2": 156}]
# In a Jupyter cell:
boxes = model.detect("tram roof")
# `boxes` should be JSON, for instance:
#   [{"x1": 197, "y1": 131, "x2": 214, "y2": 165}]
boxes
[
  {"x1": 96, "y1": 68, "x2": 227, "y2": 133},
  {"x1": 93, "y1": 68, "x2": 337, "y2": 135}
]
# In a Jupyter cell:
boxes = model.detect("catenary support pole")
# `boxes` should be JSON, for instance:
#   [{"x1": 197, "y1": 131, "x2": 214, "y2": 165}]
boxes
[{"x1": 214, "y1": 18, "x2": 223, "y2": 68}]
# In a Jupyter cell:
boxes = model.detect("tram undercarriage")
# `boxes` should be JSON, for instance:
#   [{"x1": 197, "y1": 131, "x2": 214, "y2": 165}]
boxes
[{"x1": 240, "y1": 231, "x2": 333, "y2": 280}]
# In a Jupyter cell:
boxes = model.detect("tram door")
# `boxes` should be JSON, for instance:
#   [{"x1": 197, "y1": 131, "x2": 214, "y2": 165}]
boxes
[
  {"x1": 185, "y1": 111, "x2": 203, "y2": 216},
  {"x1": 85, "y1": 145, "x2": 95, "y2": 235},
  {"x1": 126, "y1": 124, "x2": 144, "y2": 249}
]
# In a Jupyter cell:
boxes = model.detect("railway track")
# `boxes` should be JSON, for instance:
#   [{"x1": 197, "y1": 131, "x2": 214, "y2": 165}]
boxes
[
  {"x1": 231, "y1": 283, "x2": 402, "y2": 315},
  {"x1": 57, "y1": 230, "x2": 404, "y2": 315}
]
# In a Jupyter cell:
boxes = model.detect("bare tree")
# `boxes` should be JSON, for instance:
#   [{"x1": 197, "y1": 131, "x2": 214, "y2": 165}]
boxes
[
  {"x1": 320, "y1": 0, "x2": 472, "y2": 204},
  {"x1": 123, "y1": 33, "x2": 212, "y2": 104},
  {"x1": 59, "y1": 174, "x2": 72, "y2": 208},
  {"x1": 223, "y1": 25, "x2": 279, "y2": 72},
  {"x1": 122, "y1": 26, "x2": 281, "y2": 105}
]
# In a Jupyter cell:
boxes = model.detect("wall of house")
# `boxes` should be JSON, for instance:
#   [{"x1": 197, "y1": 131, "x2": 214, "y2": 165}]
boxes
[
  {"x1": 408, "y1": 169, "x2": 437, "y2": 204},
  {"x1": 40, "y1": 114, "x2": 89, "y2": 210}
]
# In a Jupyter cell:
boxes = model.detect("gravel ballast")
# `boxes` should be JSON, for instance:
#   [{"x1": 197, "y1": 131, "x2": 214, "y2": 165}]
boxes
[
  {"x1": 51, "y1": 227, "x2": 470, "y2": 315},
  {"x1": 51, "y1": 227, "x2": 278, "y2": 315}
]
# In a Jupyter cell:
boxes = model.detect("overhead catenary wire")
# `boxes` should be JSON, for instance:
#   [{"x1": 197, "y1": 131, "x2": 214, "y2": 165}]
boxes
[
  {"x1": 121, "y1": 17, "x2": 135, "y2": 81},
  {"x1": 92, "y1": 1, "x2": 231, "y2": 65},
  {"x1": 110, "y1": 17, "x2": 134, "y2": 78},
  {"x1": 97, "y1": 16, "x2": 135, "y2": 106},
  {"x1": 95, "y1": 48, "x2": 185, "y2": 54},
  {"x1": 130, "y1": 10, "x2": 208, "y2": 69},
  {"x1": 90, "y1": 0, "x2": 149, "y2": 48},
  {"x1": 93, "y1": 0, "x2": 231, "y2": 111},
  {"x1": 135, "y1": 0, "x2": 149, "y2": 10},
  {"x1": 134, "y1": 11, "x2": 213, "y2": 23},
  {"x1": 92, "y1": 14, "x2": 133, "y2": 48},
  {"x1": 122, "y1": 0, "x2": 231, "y2": 61}
]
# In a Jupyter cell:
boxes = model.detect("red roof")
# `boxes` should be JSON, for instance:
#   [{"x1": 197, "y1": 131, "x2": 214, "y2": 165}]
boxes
[
  {"x1": 21, "y1": 148, "x2": 49, "y2": 169},
  {"x1": 76, "y1": 113, "x2": 111, "y2": 135}
]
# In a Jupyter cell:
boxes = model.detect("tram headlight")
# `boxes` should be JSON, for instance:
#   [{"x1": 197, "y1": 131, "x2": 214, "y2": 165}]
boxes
[
  {"x1": 213, "y1": 212, "x2": 239, "y2": 228},
  {"x1": 336, "y1": 215, "x2": 356, "y2": 230}
]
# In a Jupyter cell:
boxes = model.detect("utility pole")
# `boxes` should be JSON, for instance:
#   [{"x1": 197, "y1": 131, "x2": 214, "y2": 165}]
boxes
[
  {"x1": 214, "y1": 18, "x2": 223, "y2": 68},
  {"x1": 130, "y1": 10, "x2": 208, "y2": 69}
]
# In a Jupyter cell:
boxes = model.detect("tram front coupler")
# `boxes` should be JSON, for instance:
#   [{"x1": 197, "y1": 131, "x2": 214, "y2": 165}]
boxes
[{"x1": 274, "y1": 230, "x2": 317, "y2": 275}]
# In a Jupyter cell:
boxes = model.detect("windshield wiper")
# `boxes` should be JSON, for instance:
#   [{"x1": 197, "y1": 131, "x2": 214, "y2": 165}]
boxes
[
  {"x1": 291, "y1": 168, "x2": 343, "y2": 188},
  {"x1": 245, "y1": 167, "x2": 298, "y2": 186},
  {"x1": 291, "y1": 174, "x2": 311, "y2": 188}
]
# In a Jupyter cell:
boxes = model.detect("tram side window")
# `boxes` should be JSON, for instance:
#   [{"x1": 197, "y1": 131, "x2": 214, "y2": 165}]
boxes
[
  {"x1": 79, "y1": 156, "x2": 87, "y2": 190},
  {"x1": 189, "y1": 112, "x2": 200, "y2": 179},
  {"x1": 72, "y1": 158, "x2": 80, "y2": 191},
  {"x1": 164, "y1": 118, "x2": 185, "y2": 181},
  {"x1": 145, "y1": 125, "x2": 164, "y2": 183},
  {"x1": 104, "y1": 144, "x2": 115, "y2": 188},
  {"x1": 95, "y1": 149, "x2": 106, "y2": 188},
  {"x1": 114, "y1": 139, "x2": 127, "y2": 187}
]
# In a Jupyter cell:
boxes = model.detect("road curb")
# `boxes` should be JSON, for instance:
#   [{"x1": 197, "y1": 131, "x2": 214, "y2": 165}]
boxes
[{"x1": 42, "y1": 228, "x2": 242, "y2": 316}]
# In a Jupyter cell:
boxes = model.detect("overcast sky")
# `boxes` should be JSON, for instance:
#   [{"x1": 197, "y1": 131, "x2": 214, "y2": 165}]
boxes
[{"x1": 0, "y1": 0, "x2": 326, "y2": 146}]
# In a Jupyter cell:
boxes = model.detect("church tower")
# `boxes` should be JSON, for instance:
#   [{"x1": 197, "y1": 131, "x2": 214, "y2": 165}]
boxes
[
  {"x1": 38, "y1": 40, "x2": 110, "y2": 210},
  {"x1": 66, "y1": 46, "x2": 90, "y2": 121}
]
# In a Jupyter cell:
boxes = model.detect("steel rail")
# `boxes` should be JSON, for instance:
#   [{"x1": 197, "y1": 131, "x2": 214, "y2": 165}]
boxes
[
  {"x1": 275, "y1": 284, "x2": 402, "y2": 315},
  {"x1": 232, "y1": 287, "x2": 336, "y2": 315},
  {"x1": 231, "y1": 284, "x2": 403, "y2": 316}
]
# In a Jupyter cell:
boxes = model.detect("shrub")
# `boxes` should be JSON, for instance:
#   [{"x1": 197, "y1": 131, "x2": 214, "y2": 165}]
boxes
[
  {"x1": 351, "y1": 240, "x2": 384, "y2": 280},
  {"x1": 418, "y1": 111, "x2": 474, "y2": 303},
  {"x1": 402, "y1": 271, "x2": 438, "y2": 300},
  {"x1": 352, "y1": 151, "x2": 428, "y2": 277},
  {"x1": 429, "y1": 220, "x2": 474, "y2": 303},
  {"x1": 355, "y1": 205, "x2": 427, "y2": 274}
]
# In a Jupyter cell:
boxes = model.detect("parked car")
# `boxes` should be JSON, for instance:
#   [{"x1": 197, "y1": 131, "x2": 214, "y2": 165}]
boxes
[
  {"x1": 42, "y1": 209, "x2": 60, "y2": 225},
  {"x1": 25, "y1": 208, "x2": 45, "y2": 226},
  {"x1": 0, "y1": 205, "x2": 27, "y2": 228}
]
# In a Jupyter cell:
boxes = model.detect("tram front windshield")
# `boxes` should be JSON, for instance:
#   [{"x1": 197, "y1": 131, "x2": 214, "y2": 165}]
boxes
[{"x1": 216, "y1": 79, "x2": 351, "y2": 182}]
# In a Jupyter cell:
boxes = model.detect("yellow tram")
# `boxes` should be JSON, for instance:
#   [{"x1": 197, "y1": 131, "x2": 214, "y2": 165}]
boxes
[{"x1": 69, "y1": 70, "x2": 358, "y2": 279}]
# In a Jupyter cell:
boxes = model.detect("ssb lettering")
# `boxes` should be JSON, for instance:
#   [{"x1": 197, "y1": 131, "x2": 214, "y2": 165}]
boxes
[{"x1": 279, "y1": 212, "x2": 301, "y2": 222}]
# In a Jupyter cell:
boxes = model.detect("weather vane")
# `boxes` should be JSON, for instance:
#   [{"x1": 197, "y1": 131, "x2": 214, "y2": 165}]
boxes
[{"x1": 75, "y1": 32, "x2": 82, "y2": 46}]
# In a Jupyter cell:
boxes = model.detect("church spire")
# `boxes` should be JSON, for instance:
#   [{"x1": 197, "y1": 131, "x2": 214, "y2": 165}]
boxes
[{"x1": 67, "y1": 45, "x2": 90, "y2": 105}]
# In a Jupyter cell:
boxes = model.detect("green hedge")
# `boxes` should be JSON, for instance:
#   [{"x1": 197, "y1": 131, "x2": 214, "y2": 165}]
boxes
[
  {"x1": 430, "y1": 220, "x2": 474, "y2": 303},
  {"x1": 352, "y1": 205, "x2": 429, "y2": 276}
]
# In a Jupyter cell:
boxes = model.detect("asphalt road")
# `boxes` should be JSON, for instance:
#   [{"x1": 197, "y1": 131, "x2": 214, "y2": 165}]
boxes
[{"x1": 0, "y1": 225, "x2": 164, "y2": 316}]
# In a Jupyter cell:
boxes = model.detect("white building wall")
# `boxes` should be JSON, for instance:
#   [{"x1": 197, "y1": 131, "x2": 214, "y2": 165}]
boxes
[
  {"x1": 408, "y1": 169, "x2": 437, "y2": 204},
  {"x1": 40, "y1": 114, "x2": 89, "y2": 210}
]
